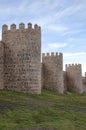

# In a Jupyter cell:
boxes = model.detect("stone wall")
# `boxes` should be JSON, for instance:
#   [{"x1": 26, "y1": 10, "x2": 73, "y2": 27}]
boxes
[
  {"x1": 0, "y1": 21, "x2": 85, "y2": 94},
  {"x1": 42, "y1": 52, "x2": 64, "y2": 93},
  {"x1": 63, "y1": 71, "x2": 67, "y2": 92},
  {"x1": 82, "y1": 72, "x2": 86, "y2": 93},
  {"x1": 0, "y1": 41, "x2": 4, "y2": 89},
  {"x1": 2, "y1": 23, "x2": 41, "y2": 94},
  {"x1": 66, "y1": 64, "x2": 83, "y2": 93}
]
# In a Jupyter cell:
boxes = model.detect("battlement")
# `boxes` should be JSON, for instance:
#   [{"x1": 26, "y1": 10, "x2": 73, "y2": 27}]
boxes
[
  {"x1": 2, "y1": 22, "x2": 41, "y2": 33},
  {"x1": 66, "y1": 63, "x2": 81, "y2": 70},
  {"x1": 42, "y1": 52, "x2": 63, "y2": 57}
]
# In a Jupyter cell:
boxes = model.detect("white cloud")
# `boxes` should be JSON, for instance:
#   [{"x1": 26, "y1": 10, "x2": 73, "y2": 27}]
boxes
[
  {"x1": 54, "y1": 4, "x2": 85, "y2": 21},
  {"x1": 42, "y1": 42, "x2": 67, "y2": 52},
  {"x1": 62, "y1": 29, "x2": 86, "y2": 36},
  {"x1": 46, "y1": 25, "x2": 68, "y2": 32},
  {"x1": 64, "y1": 52, "x2": 86, "y2": 57},
  {"x1": 48, "y1": 43, "x2": 67, "y2": 49}
]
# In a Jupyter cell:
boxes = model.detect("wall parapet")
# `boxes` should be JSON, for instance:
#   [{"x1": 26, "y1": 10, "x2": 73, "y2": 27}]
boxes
[
  {"x1": 66, "y1": 64, "x2": 81, "y2": 70},
  {"x1": 42, "y1": 52, "x2": 63, "y2": 57},
  {"x1": 2, "y1": 22, "x2": 41, "y2": 33}
]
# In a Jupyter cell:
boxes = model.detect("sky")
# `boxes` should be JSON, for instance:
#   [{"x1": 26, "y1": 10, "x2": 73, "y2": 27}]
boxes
[{"x1": 0, "y1": 0, "x2": 86, "y2": 75}]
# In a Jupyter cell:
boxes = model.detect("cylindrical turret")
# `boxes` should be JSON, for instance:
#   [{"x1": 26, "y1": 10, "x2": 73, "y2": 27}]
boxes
[
  {"x1": 42, "y1": 52, "x2": 64, "y2": 93},
  {"x1": 2, "y1": 22, "x2": 41, "y2": 94},
  {"x1": 66, "y1": 64, "x2": 83, "y2": 93}
]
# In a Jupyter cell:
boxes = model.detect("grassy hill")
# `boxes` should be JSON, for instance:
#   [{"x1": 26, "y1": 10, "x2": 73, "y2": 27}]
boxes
[{"x1": 0, "y1": 89, "x2": 86, "y2": 130}]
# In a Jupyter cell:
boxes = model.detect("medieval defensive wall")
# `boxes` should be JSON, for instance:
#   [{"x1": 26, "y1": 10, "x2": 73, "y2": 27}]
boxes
[{"x1": 0, "y1": 22, "x2": 85, "y2": 94}]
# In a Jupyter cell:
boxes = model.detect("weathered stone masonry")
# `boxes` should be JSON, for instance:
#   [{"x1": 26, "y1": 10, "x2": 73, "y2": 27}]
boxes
[
  {"x1": 65, "y1": 64, "x2": 83, "y2": 93},
  {"x1": 2, "y1": 23, "x2": 41, "y2": 94},
  {"x1": 83, "y1": 72, "x2": 86, "y2": 93},
  {"x1": 0, "y1": 22, "x2": 85, "y2": 94},
  {"x1": 0, "y1": 41, "x2": 3, "y2": 89},
  {"x1": 42, "y1": 52, "x2": 64, "y2": 93}
]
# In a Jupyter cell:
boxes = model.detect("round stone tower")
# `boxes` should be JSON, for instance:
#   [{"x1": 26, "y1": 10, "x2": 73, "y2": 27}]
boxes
[
  {"x1": 66, "y1": 64, "x2": 83, "y2": 93},
  {"x1": 2, "y1": 22, "x2": 41, "y2": 94},
  {"x1": 42, "y1": 52, "x2": 64, "y2": 93}
]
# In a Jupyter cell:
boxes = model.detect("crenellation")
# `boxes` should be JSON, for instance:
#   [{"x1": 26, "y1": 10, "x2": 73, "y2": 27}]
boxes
[
  {"x1": 39, "y1": 26, "x2": 41, "y2": 31},
  {"x1": 51, "y1": 52, "x2": 54, "y2": 56},
  {"x1": 10, "y1": 24, "x2": 16, "y2": 31},
  {"x1": 66, "y1": 64, "x2": 82, "y2": 70},
  {"x1": 42, "y1": 53, "x2": 45, "y2": 57},
  {"x1": 58, "y1": 52, "x2": 63, "y2": 56},
  {"x1": 42, "y1": 52, "x2": 62, "y2": 58},
  {"x1": 28, "y1": 22, "x2": 32, "y2": 29},
  {"x1": 19, "y1": 23, "x2": 25, "y2": 30},
  {"x1": 2, "y1": 24, "x2": 8, "y2": 32},
  {"x1": 56, "y1": 52, "x2": 58, "y2": 55},
  {"x1": 46, "y1": 53, "x2": 50, "y2": 56},
  {"x1": 58, "y1": 52, "x2": 63, "y2": 59},
  {"x1": 34, "y1": 24, "x2": 39, "y2": 30},
  {"x1": 34, "y1": 24, "x2": 41, "y2": 33},
  {"x1": 72, "y1": 64, "x2": 74, "y2": 66},
  {"x1": 69, "y1": 64, "x2": 71, "y2": 67},
  {"x1": 2, "y1": 23, "x2": 41, "y2": 35},
  {"x1": 65, "y1": 64, "x2": 67, "y2": 68}
]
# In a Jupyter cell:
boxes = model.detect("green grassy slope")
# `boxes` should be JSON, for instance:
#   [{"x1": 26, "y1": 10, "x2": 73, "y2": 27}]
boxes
[{"x1": 0, "y1": 90, "x2": 86, "y2": 130}]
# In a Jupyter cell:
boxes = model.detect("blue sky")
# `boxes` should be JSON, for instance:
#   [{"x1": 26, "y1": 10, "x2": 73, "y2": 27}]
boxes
[{"x1": 0, "y1": 0, "x2": 86, "y2": 75}]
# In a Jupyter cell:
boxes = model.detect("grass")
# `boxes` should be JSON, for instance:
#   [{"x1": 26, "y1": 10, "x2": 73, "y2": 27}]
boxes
[{"x1": 0, "y1": 89, "x2": 86, "y2": 130}]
